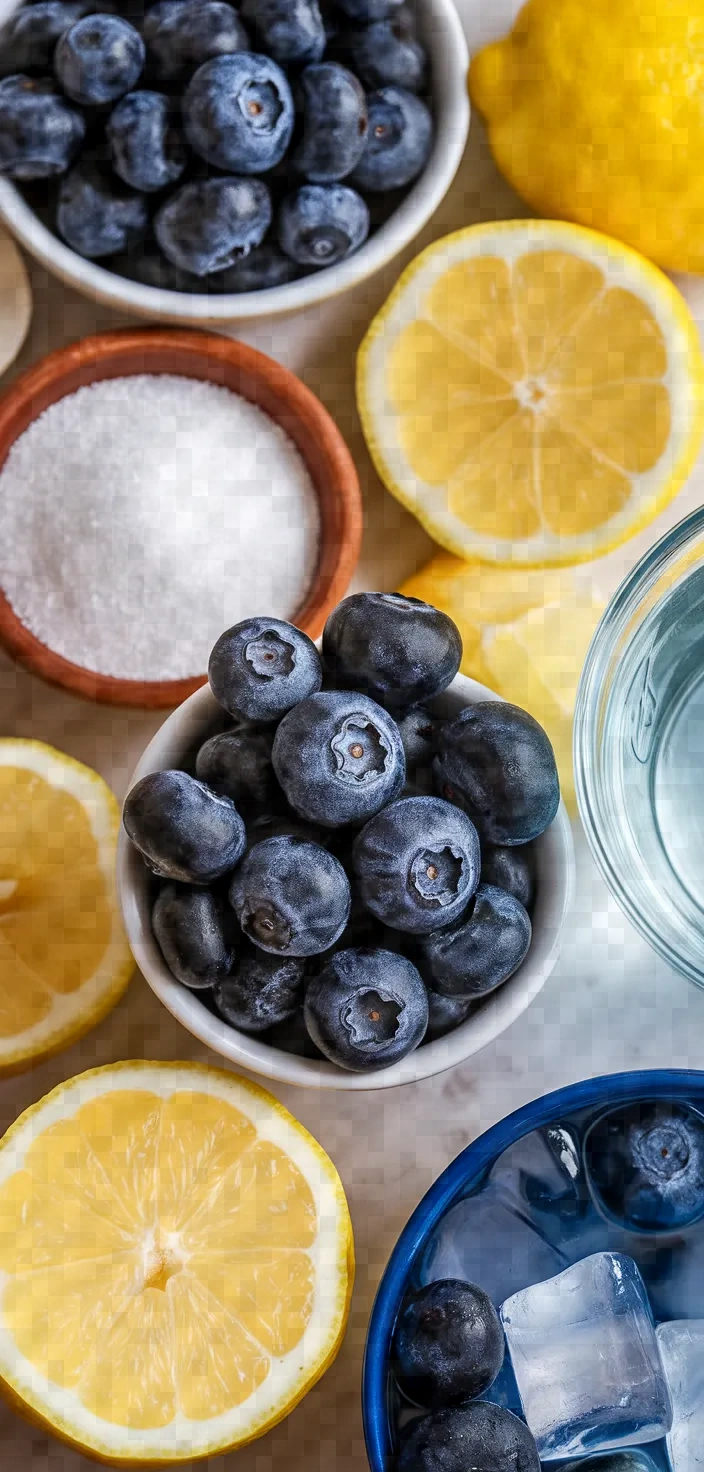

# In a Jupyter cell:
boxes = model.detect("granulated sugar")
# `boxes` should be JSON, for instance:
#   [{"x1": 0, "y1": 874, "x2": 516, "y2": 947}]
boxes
[{"x1": 0, "y1": 374, "x2": 321, "y2": 681}]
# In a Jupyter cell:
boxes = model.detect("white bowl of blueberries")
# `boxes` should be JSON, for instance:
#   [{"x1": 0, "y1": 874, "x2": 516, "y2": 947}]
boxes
[
  {"x1": 0, "y1": 0, "x2": 470, "y2": 321},
  {"x1": 117, "y1": 592, "x2": 574, "y2": 1091}
]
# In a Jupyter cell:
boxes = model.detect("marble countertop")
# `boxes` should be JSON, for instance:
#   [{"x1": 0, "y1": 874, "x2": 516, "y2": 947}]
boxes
[{"x1": 2, "y1": 1, "x2": 704, "y2": 1467}]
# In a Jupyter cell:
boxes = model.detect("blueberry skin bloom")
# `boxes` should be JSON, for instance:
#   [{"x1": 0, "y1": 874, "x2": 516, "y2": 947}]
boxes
[
  {"x1": 272, "y1": 690, "x2": 405, "y2": 828},
  {"x1": 195, "y1": 727, "x2": 276, "y2": 814},
  {"x1": 229, "y1": 835, "x2": 351, "y2": 957},
  {"x1": 304, "y1": 947, "x2": 428, "y2": 1071},
  {"x1": 481, "y1": 843, "x2": 535, "y2": 912},
  {"x1": 212, "y1": 946, "x2": 305, "y2": 1032},
  {"x1": 214, "y1": 242, "x2": 302, "y2": 292},
  {"x1": 434, "y1": 701, "x2": 560, "y2": 846},
  {"x1": 420, "y1": 882, "x2": 531, "y2": 999},
  {"x1": 278, "y1": 183, "x2": 369, "y2": 267},
  {"x1": 399, "y1": 1404, "x2": 540, "y2": 1472},
  {"x1": 155, "y1": 176, "x2": 271, "y2": 276},
  {"x1": 240, "y1": 0, "x2": 325, "y2": 67},
  {"x1": 346, "y1": 10, "x2": 427, "y2": 93},
  {"x1": 143, "y1": 0, "x2": 249, "y2": 83},
  {"x1": 397, "y1": 707, "x2": 439, "y2": 777},
  {"x1": 183, "y1": 52, "x2": 294, "y2": 173},
  {"x1": 394, "y1": 1279, "x2": 504, "y2": 1409},
  {"x1": 54, "y1": 14, "x2": 145, "y2": 105},
  {"x1": 352, "y1": 796, "x2": 480, "y2": 935},
  {"x1": 352, "y1": 84, "x2": 432, "y2": 191},
  {"x1": 57, "y1": 163, "x2": 148, "y2": 257},
  {"x1": 324, "y1": 592, "x2": 462, "y2": 713},
  {"x1": 152, "y1": 882, "x2": 236, "y2": 989},
  {"x1": 585, "y1": 1100, "x2": 704, "y2": 1232},
  {"x1": 295, "y1": 63, "x2": 367, "y2": 183},
  {"x1": 0, "y1": 75, "x2": 84, "y2": 179},
  {"x1": 107, "y1": 91, "x2": 186, "y2": 192},
  {"x1": 123, "y1": 769, "x2": 246, "y2": 884},
  {"x1": 0, "y1": 2, "x2": 93, "y2": 80},
  {"x1": 209, "y1": 618, "x2": 322, "y2": 722}
]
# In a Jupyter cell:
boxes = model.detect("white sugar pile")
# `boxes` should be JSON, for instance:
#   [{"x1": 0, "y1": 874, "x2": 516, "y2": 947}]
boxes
[{"x1": 0, "y1": 374, "x2": 321, "y2": 682}]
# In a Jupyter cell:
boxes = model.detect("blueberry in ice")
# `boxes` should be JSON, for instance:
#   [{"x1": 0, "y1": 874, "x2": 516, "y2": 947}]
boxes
[
  {"x1": 123, "y1": 769, "x2": 246, "y2": 883},
  {"x1": 211, "y1": 945, "x2": 305, "y2": 1032},
  {"x1": 152, "y1": 882, "x2": 236, "y2": 989},
  {"x1": 346, "y1": 9, "x2": 427, "y2": 93},
  {"x1": 214, "y1": 243, "x2": 302, "y2": 292},
  {"x1": 397, "y1": 707, "x2": 440, "y2": 780},
  {"x1": 304, "y1": 946, "x2": 427, "y2": 1071},
  {"x1": 352, "y1": 796, "x2": 479, "y2": 934},
  {"x1": 394, "y1": 1279, "x2": 504, "y2": 1408},
  {"x1": 143, "y1": 0, "x2": 249, "y2": 84},
  {"x1": 54, "y1": 14, "x2": 144, "y2": 104},
  {"x1": 481, "y1": 843, "x2": 536, "y2": 912},
  {"x1": 399, "y1": 1404, "x2": 540, "y2": 1472},
  {"x1": 423, "y1": 988, "x2": 474, "y2": 1043},
  {"x1": 269, "y1": 1009, "x2": 324, "y2": 1059},
  {"x1": 278, "y1": 183, "x2": 369, "y2": 266},
  {"x1": 562, "y1": 1456, "x2": 660, "y2": 1472},
  {"x1": 183, "y1": 52, "x2": 294, "y2": 173},
  {"x1": 209, "y1": 617, "x2": 322, "y2": 722},
  {"x1": 294, "y1": 63, "x2": 367, "y2": 183},
  {"x1": 434, "y1": 702, "x2": 560, "y2": 846},
  {"x1": 323, "y1": 593, "x2": 461, "y2": 713},
  {"x1": 337, "y1": 0, "x2": 404, "y2": 18},
  {"x1": 107, "y1": 90, "x2": 186, "y2": 191},
  {"x1": 0, "y1": 2, "x2": 92, "y2": 79},
  {"x1": 154, "y1": 175, "x2": 271, "y2": 276},
  {"x1": 0, "y1": 74, "x2": 84, "y2": 178},
  {"x1": 240, "y1": 0, "x2": 325, "y2": 67},
  {"x1": 351, "y1": 85, "x2": 432, "y2": 191},
  {"x1": 229, "y1": 835, "x2": 351, "y2": 957},
  {"x1": 57, "y1": 161, "x2": 148, "y2": 256},
  {"x1": 272, "y1": 690, "x2": 405, "y2": 827},
  {"x1": 585, "y1": 1100, "x2": 704, "y2": 1232},
  {"x1": 420, "y1": 882, "x2": 531, "y2": 999},
  {"x1": 195, "y1": 727, "x2": 277, "y2": 814}
]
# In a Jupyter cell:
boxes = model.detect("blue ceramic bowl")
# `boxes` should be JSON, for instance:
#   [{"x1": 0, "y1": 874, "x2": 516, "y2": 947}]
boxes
[{"x1": 363, "y1": 1069, "x2": 704, "y2": 1470}]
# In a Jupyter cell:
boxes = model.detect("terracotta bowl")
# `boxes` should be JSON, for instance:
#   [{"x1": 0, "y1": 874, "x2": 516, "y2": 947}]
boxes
[{"x1": 0, "y1": 328, "x2": 362, "y2": 707}]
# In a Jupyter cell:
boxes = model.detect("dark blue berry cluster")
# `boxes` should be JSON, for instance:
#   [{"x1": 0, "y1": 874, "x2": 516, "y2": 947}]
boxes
[
  {"x1": 122, "y1": 595, "x2": 559, "y2": 1073},
  {"x1": 0, "y1": 0, "x2": 434, "y2": 294}
]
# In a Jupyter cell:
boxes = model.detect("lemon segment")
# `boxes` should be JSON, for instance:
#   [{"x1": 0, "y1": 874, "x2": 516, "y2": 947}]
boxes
[{"x1": 358, "y1": 221, "x2": 704, "y2": 567}]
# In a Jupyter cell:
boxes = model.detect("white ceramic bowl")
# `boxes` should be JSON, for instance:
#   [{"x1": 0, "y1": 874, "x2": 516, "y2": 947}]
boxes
[
  {"x1": 0, "y1": 0, "x2": 470, "y2": 324},
  {"x1": 117, "y1": 671, "x2": 575, "y2": 1091}
]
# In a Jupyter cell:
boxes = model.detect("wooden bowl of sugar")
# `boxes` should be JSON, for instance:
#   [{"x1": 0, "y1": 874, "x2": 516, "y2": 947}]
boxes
[{"x1": 0, "y1": 328, "x2": 362, "y2": 707}]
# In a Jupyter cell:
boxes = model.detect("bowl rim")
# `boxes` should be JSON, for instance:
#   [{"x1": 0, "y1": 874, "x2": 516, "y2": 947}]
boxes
[
  {"x1": 362, "y1": 1066, "x2": 704, "y2": 1471},
  {"x1": 0, "y1": 0, "x2": 470, "y2": 323},
  {"x1": 116, "y1": 669, "x2": 575, "y2": 1091},
  {"x1": 0, "y1": 326, "x2": 362, "y2": 707}
]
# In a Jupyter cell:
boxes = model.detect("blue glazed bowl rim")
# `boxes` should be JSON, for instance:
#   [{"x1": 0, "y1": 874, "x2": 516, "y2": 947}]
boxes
[{"x1": 362, "y1": 1068, "x2": 704, "y2": 1472}]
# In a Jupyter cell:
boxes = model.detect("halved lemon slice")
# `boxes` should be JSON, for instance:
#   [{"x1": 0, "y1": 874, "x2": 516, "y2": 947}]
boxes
[
  {"x1": 0, "y1": 1061, "x2": 353, "y2": 1464},
  {"x1": 358, "y1": 220, "x2": 704, "y2": 566},
  {"x1": 0, "y1": 740, "x2": 133, "y2": 1072}
]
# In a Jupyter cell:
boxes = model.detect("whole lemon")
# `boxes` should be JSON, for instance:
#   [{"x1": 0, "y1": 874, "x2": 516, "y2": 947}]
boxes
[{"x1": 469, "y1": 0, "x2": 704, "y2": 273}]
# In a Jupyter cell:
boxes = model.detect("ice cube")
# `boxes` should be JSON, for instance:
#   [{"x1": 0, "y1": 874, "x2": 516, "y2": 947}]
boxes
[
  {"x1": 500, "y1": 1251, "x2": 673, "y2": 1460},
  {"x1": 420, "y1": 1183, "x2": 570, "y2": 1306},
  {"x1": 657, "y1": 1319, "x2": 704, "y2": 1471}
]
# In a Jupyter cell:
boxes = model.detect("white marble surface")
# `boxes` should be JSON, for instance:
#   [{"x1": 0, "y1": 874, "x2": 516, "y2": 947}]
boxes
[{"x1": 2, "y1": 1, "x2": 704, "y2": 1468}]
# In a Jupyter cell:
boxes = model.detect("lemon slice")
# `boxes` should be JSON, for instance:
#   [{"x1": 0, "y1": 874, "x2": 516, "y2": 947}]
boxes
[
  {"x1": 358, "y1": 220, "x2": 704, "y2": 567},
  {"x1": 0, "y1": 740, "x2": 133, "y2": 1073},
  {"x1": 0, "y1": 1060, "x2": 353, "y2": 1463}
]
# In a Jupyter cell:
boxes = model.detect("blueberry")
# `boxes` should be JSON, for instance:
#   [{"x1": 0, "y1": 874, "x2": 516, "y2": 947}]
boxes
[
  {"x1": 0, "y1": 74, "x2": 84, "y2": 178},
  {"x1": 272, "y1": 690, "x2": 405, "y2": 827},
  {"x1": 346, "y1": 9, "x2": 427, "y2": 93},
  {"x1": 423, "y1": 988, "x2": 474, "y2": 1043},
  {"x1": 420, "y1": 882, "x2": 531, "y2": 999},
  {"x1": 195, "y1": 726, "x2": 277, "y2": 815},
  {"x1": 213, "y1": 242, "x2": 302, "y2": 292},
  {"x1": 246, "y1": 812, "x2": 321, "y2": 848},
  {"x1": 323, "y1": 593, "x2": 461, "y2": 713},
  {"x1": 0, "y1": 2, "x2": 93, "y2": 79},
  {"x1": 394, "y1": 1279, "x2": 504, "y2": 1409},
  {"x1": 295, "y1": 63, "x2": 367, "y2": 183},
  {"x1": 113, "y1": 242, "x2": 204, "y2": 292},
  {"x1": 107, "y1": 90, "x2": 186, "y2": 190},
  {"x1": 57, "y1": 161, "x2": 148, "y2": 256},
  {"x1": 212, "y1": 945, "x2": 305, "y2": 1032},
  {"x1": 143, "y1": 0, "x2": 249, "y2": 84},
  {"x1": 154, "y1": 175, "x2": 271, "y2": 276},
  {"x1": 229, "y1": 834, "x2": 351, "y2": 956},
  {"x1": 399, "y1": 1404, "x2": 540, "y2": 1472},
  {"x1": 269, "y1": 1008, "x2": 324, "y2": 1058},
  {"x1": 54, "y1": 14, "x2": 144, "y2": 104},
  {"x1": 434, "y1": 702, "x2": 560, "y2": 845},
  {"x1": 397, "y1": 707, "x2": 439, "y2": 779},
  {"x1": 123, "y1": 769, "x2": 246, "y2": 883},
  {"x1": 352, "y1": 796, "x2": 480, "y2": 934},
  {"x1": 304, "y1": 946, "x2": 427, "y2": 1071},
  {"x1": 277, "y1": 182, "x2": 368, "y2": 266},
  {"x1": 585, "y1": 1100, "x2": 704, "y2": 1232},
  {"x1": 209, "y1": 617, "x2": 322, "y2": 722},
  {"x1": 152, "y1": 882, "x2": 236, "y2": 988},
  {"x1": 336, "y1": 0, "x2": 404, "y2": 19},
  {"x1": 239, "y1": 0, "x2": 325, "y2": 67},
  {"x1": 351, "y1": 84, "x2": 432, "y2": 191},
  {"x1": 481, "y1": 843, "x2": 536, "y2": 912},
  {"x1": 183, "y1": 52, "x2": 293, "y2": 173}
]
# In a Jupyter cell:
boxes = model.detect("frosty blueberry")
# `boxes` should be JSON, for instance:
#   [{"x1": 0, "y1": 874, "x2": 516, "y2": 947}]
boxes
[
  {"x1": 294, "y1": 63, "x2": 368, "y2": 183},
  {"x1": 272, "y1": 689, "x2": 405, "y2": 827},
  {"x1": 123, "y1": 769, "x2": 246, "y2": 883},
  {"x1": 278, "y1": 183, "x2": 369, "y2": 266},
  {"x1": 0, "y1": 74, "x2": 84, "y2": 178},
  {"x1": 229, "y1": 834, "x2": 351, "y2": 956},
  {"x1": 423, "y1": 988, "x2": 474, "y2": 1043},
  {"x1": 195, "y1": 726, "x2": 277, "y2": 815},
  {"x1": 304, "y1": 946, "x2": 428, "y2": 1070},
  {"x1": 434, "y1": 701, "x2": 560, "y2": 845},
  {"x1": 209, "y1": 617, "x2": 322, "y2": 722},
  {"x1": 346, "y1": 9, "x2": 427, "y2": 93},
  {"x1": 54, "y1": 14, "x2": 144, "y2": 104},
  {"x1": 0, "y1": 1, "x2": 93, "y2": 79},
  {"x1": 585, "y1": 1100, "x2": 704, "y2": 1232},
  {"x1": 155, "y1": 176, "x2": 271, "y2": 277},
  {"x1": 152, "y1": 882, "x2": 236, "y2": 988},
  {"x1": 143, "y1": 0, "x2": 249, "y2": 84},
  {"x1": 240, "y1": 0, "x2": 325, "y2": 67},
  {"x1": 107, "y1": 90, "x2": 186, "y2": 192},
  {"x1": 419, "y1": 883, "x2": 532, "y2": 998},
  {"x1": 352, "y1": 796, "x2": 480, "y2": 934},
  {"x1": 57, "y1": 162, "x2": 148, "y2": 257},
  {"x1": 211, "y1": 945, "x2": 305, "y2": 1032},
  {"x1": 351, "y1": 85, "x2": 432, "y2": 191},
  {"x1": 399, "y1": 1403, "x2": 540, "y2": 1472},
  {"x1": 397, "y1": 707, "x2": 439, "y2": 779},
  {"x1": 323, "y1": 592, "x2": 461, "y2": 712},
  {"x1": 394, "y1": 1279, "x2": 504, "y2": 1408},
  {"x1": 481, "y1": 843, "x2": 535, "y2": 911},
  {"x1": 183, "y1": 52, "x2": 294, "y2": 173}
]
